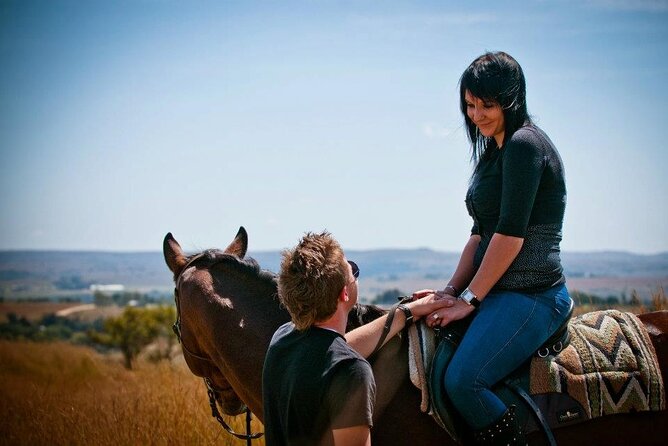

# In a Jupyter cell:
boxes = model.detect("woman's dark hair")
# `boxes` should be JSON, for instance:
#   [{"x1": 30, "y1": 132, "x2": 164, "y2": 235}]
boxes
[{"x1": 459, "y1": 51, "x2": 531, "y2": 164}]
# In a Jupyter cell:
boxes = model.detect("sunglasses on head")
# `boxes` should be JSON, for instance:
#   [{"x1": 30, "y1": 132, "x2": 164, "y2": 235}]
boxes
[{"x1": 348, "y1": 260, "x2": 360, "y2": 279}]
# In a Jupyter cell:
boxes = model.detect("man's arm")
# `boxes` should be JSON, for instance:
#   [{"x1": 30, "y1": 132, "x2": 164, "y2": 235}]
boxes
[
  {"x1": 345, "y1": 295, "x2": 454, "y2": 358},
  {"x1": 332, "y1": 426, "x2": 371, "y2": 446}
]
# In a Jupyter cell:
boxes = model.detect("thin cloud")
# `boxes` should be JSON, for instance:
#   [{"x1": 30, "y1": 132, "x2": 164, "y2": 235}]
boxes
[
  {"x1": 589, "y1": 0, "x2": 668, "y2": 11},
  {"x1": 349, "y1": 12, "x2": 497, "y2": 28},
  {"x1": 422, "y1": 122, "x2": 455, "y2": 139},
  {"x1": 545, "y1": 0, "x2": 668, "y2": 12}
]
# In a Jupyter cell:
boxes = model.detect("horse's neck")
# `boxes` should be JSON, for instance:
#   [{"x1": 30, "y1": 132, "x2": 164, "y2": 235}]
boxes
[{"x1": 224, "y1": 293, "x2": 289, "y2": 417}]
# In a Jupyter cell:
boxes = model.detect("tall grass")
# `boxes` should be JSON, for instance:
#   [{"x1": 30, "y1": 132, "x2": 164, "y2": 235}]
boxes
[
  {"x1": 1, "y1": 289, "x2": 665, "y2": 445},
  {"x1": 571, "y1": 286, "x2": 667, "y2": 316},
  {"x1": 651, "y1": 286, "x2": 667, "y2": 311},
  {"x1": 0, "y1": 341, "x2": 264, "y2": 446}
]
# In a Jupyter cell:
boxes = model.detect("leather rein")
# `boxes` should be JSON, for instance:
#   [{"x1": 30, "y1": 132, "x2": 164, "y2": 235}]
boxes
[{"x1": 172, "y1": 253, "x2": 264, "y2": 445}]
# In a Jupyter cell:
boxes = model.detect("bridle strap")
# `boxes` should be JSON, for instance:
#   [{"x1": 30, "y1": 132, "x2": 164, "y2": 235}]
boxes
[
  {"x1": 173, "y1": 254, "x2": 264, "y2": 444},
  {"x1": 370, "y1": 296, "x2": 413, "y2": 356},
  {"x1": 370, "y1": 303, "x2": 399, "y2": 356},
  {"x1": 205, "y1": 378, "x2": 264, "y2": 444},
  {"x1": 172, "y1": 254, "x2": 206, "y2": 353},
  {"x1": 172, "y1": 286, "x2": 214, "y2": 363}
]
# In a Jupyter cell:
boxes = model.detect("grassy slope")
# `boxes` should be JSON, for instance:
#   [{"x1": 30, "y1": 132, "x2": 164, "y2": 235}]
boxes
[{"x1": 0, "y1": 341, "x2": 264, "y2": 446}]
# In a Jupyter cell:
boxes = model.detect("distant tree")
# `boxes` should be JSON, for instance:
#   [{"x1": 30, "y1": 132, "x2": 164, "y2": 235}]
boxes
[
  {"x1": 372, "y1": 288, "x2": 405, "y2": 306},
  {"x1": 0, "y1": 313, "x2": 34, "y2": 340},
  {"x1": 93, "y1": 291, "x2": 114, "y2": 306},
  {"x1": 606, "y1": 296, "x2": 620, "y2": 306},
  {"x1": 89, "y1": 305, "x2": 176, "y2": 369},
  {"x1": 0, "y1": 310, "x2": 103, "y2": 342},
  {"x1": 571, "y1": 290, "x2": 608, "y2": 306},
  {"x1": 147, "y1": 305, "x2": 177, "y2": 360},
  {"x1": 54, "y1": 275, "x2": 90, "y2": 290},
  {"x1": 90, "y1": 307, "x2": 155, "y2": 369}
]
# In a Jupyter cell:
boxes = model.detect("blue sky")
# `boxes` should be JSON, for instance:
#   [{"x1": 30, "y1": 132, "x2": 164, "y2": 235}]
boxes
[{"x1": 1, "y1": 0, "x2": 667, "y2": 253}]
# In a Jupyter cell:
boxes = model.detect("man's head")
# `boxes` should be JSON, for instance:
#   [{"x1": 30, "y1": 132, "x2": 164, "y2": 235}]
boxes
[{"x1": 278, "y1": 231, "x2": 357, "y2": 330}]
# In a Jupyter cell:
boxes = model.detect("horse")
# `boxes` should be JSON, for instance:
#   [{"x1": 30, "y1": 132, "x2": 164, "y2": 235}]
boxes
[{"x1": 163, "y1": 228, "x2": 668, "y2": 445}]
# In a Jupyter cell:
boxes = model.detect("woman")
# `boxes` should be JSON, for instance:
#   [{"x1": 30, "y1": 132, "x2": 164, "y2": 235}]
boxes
[{"x1": 421, "y1": 52, "x2": 573, "y2": 445}]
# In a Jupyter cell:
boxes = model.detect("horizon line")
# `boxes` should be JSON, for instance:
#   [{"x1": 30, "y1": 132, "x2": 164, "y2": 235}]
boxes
[{"x1": 1, "y1": 247, "x2": 667, "y2": 256}]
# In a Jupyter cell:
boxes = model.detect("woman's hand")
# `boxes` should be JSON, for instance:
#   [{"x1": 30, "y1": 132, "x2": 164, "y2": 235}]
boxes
[
  {"x1": 426, "y1": 299, "x2": 476, "y2": 328},
  {"x1": 411, "y1": 288, "x2": 457, "y2": 300},
  {"x1": 406, "y1": 292, "x2": 456, "y2": 321},
  {"x1": 411, "y1": 289, "x2": 439, "y2": 300}
]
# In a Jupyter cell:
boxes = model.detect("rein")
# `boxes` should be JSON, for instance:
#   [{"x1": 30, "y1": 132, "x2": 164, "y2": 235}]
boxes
[
  {"x1": 369, "y1": 296, "x2": 415, "y2": 357},
  {"x1": 173, "y1": 254, "x2": 264, "y2": 445}
]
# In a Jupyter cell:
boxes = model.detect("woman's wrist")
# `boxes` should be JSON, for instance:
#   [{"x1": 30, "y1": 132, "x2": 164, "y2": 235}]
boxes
[
  {"x1": 459, "y1": 288, "x2": 482, "y2": 308},
  {"x1": 444, "y1": 284, "x2": 460, "y2": 296}
]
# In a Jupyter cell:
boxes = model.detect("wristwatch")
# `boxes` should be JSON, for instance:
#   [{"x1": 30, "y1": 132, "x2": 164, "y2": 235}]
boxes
[
  {"x1": 459, "y1": 288, "x2": 481, "y2": 308},
  {"x1": 397, "y1": 304, "x2": 414, "y2": 325}
]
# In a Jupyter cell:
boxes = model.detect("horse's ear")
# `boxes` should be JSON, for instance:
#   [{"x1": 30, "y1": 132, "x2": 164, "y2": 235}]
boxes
[
  {"x1": 163, "y1": 232, "x2": 188, "y2": 276},
  {"x1": 224, "y1": 226, "x2": 248, "y2": 258}
]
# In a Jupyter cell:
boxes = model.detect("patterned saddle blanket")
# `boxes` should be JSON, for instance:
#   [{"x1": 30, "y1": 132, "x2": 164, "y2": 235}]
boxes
[
  {"x1": 408, "y1": 309, "x2": 665, "y2": 440},
  {"x1": 529, "y1": 310, "x2": 664, "y2": 418}
]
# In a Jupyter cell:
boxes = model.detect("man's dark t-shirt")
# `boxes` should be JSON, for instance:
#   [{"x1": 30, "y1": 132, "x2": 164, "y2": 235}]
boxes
[{"x1": 262, "y1": 323, "x2": 375, "y2": 446}]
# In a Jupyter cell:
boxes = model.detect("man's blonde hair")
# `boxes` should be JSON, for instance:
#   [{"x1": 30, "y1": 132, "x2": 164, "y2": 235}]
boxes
[{"x1": 278, "y1": 231, "x2": 348, "y2": 330}]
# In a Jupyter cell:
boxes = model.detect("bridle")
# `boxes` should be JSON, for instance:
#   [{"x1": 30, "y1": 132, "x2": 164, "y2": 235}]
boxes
[{"x1": 172, "y1": 253, "x2": 264, "y2": 445}]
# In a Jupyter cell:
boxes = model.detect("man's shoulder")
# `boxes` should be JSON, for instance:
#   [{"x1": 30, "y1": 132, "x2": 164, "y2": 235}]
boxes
[
  {"x1": 327, "y1": 337, "x2": 373, "y2": 377},
  {"x1": 272, "y1": 321, "x2": 295, "y2": 338},
  {"x1": 269, "y1": 321, "x2": 301, "y2": 345}
]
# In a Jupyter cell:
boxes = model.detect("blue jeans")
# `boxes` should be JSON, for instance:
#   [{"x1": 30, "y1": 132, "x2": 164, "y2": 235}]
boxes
[{"x1": 444, "y1": 284, "x2": 572, "y2": 429}]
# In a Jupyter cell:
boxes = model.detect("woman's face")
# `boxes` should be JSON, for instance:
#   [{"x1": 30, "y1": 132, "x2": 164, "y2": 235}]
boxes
[{"x1": 465, "y1": 90, "x2": 505, "y2": 147}]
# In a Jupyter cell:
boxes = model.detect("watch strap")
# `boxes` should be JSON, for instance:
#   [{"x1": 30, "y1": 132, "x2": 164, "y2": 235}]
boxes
[{"x1": 397, "y1": 304, "x2": 414, "y2": 325}]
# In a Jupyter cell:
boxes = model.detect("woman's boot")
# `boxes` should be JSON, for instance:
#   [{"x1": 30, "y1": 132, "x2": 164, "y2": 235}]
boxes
[{"x1": 473, "y1": 406, "x2": 526, "y2": 446}]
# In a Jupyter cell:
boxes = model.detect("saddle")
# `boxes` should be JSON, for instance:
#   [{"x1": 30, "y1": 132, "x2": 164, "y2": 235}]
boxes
[{"x1": 416, "y1": 305, "x2": 665, "y2": 445}]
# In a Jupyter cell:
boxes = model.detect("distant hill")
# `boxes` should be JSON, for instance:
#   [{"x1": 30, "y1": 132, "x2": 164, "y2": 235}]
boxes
[{"x1": 1, "y1": 249, "x2": 667, "y2": 301}]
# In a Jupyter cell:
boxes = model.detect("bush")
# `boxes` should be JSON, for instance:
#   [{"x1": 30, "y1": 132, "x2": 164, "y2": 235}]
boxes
[
  {"x1": 88, "y1": 305, "x2": 176, "y2": 369},
  {"x1": 372, "y1": 288, "x2": 405, "y2": 306}
]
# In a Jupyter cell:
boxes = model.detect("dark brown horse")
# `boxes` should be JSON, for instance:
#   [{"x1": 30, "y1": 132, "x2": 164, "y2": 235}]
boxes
[{"x1": 164, "y1": 228, "x2": 668, "y2": 445}]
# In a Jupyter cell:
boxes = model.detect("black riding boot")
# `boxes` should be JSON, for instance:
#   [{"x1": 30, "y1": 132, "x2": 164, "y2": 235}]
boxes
[{"x1": 473, "y1": 406, "x2": 526, "y2": 446}]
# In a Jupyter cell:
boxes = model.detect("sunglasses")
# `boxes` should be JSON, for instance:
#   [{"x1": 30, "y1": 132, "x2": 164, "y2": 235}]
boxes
[{"x1": 348, "y1": 260, "x2": 360, "y2": 280}]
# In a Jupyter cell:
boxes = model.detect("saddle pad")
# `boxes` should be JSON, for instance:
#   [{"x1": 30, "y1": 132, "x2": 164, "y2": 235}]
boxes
[
  {"x1": 407, "y1": 322, "x2": 437, "y2": 414},
  {"x1": 530, "y1": 310, "x2": 665, "y2": 419}
]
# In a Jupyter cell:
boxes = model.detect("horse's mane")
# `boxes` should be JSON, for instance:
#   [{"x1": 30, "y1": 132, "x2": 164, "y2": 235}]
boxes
[
  {"x1": 346, "y1": 303, "x2": 387, "y2": 332},
  {"x1": 186, "y1": 249, "x2": 277, "y2": 286},
  {"x1": 187, "y1": 250, "x2": 385, "y2": 331}
]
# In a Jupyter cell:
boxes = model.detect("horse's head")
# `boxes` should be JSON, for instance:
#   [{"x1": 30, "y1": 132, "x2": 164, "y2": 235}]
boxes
[
  {"x1": 163, "y1": 227, "x2": 390, "y2": 423},
  {"x1": 163, "y1": 226, "x2": 248, "y2": 282},
  {"x1": 163, "y1": 227, "x2": 280, "y2": 416}
]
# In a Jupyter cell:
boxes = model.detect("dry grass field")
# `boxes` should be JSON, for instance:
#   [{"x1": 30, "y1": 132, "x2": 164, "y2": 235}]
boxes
[
  {"x1": 0, "y1": 302, "x2": 81, "y2": 322},
  {"x1": 0, "y1": 302, "x2": 123, "y2": 323},
  {"x1": 0, "y1": 341, "x2": 265, "y2": 446},
  {"x1": 0, "y1": 288, "x2": 664, "y2": 445}
]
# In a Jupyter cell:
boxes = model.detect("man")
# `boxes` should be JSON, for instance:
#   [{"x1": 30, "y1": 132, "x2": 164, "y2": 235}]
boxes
[{"x1": 262, "y1": 231, "x2": 453, "y2": 446}]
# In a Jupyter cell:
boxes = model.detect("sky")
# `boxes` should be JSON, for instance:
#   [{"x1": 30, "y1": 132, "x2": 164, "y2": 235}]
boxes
[{"x1": 1, "y1": 0, "x2": 667, "y2": 254}]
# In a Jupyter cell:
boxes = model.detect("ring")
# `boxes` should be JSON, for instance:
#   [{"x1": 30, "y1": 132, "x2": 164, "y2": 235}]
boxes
[{"x1": 432, "y1": 314, "x2": 440, "y2": 319}]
